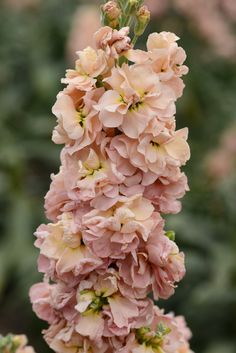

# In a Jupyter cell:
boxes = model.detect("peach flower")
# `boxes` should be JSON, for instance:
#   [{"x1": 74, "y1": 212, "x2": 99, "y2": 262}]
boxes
[
  {"x1": 95, "y1": 63, "x2": 176, "y2": 138},
  {"x1": 144, "y1": 171, "x2": 189, "y2": 214},
  {"x1": 109, "y1": 128, "x2": 190, "y2": 176},
  {"x1": 34, "y1": 212, "x2": 103, "y2": 279},
  {"x1": 119, "y1": 306, "x2": 193, "y2": 353},
  {"x1": 62, "y1": 47, "x2": 108, "y2": 91},
  {"x1": 61, "y1": 145, "x2": 124, "y2": 207},
  {"x1": 127, "y1": 31, "x2": 188, "y2": 98},
  {"x1": 94, "y1": 26, "x2": 132, "y2": 59},
  {"x1": 82, "y1": 195, "x2": 159, "y2": 259},
  {"x1": 147, "y1": 232, "x2": 186, "y2": 299},
  {"x1": 44, "y1": 321, "x2": 109, "y2": 353},
  {"x1": 74, "y1": 272, "x2": 154, "y2": 339},
  {"x1": 52, "y1": 87, "x2": 104, "y2": 152}
]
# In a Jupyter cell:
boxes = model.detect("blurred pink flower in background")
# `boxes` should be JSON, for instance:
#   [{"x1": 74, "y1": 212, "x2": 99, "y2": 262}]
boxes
[
  {"x1": 205, "y1": 123, "x2": 236, "y2": 181},
  {"x1": 67, "y1": 5, "x2": 101, "y2": 64},
  {"x1": 5, "y1": 0, "x2": 40, "y2": 9}
]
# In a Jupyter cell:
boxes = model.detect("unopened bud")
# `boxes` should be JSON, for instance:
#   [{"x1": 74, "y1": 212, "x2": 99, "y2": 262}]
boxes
[
  {"x1": 102, "y1": 1, "x2": 121, "y2": 28},
  {"x1": 134, "y1": 5, "x2": 151, "y2": 36},
  {"x1": 165, "y1": 230, "x2": 176, "y2": 241},
  {"x1": 129, "y1": 0, "x2": 139, "y2": 6}
]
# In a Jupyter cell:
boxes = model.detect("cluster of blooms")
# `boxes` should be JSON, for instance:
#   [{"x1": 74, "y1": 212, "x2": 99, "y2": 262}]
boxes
[
  {"x1": 0, "y1": 334, "x2": 35, "y2": 353},
  {"x1": 30, "y1": 21, "x2": 193, "y2": 353}
]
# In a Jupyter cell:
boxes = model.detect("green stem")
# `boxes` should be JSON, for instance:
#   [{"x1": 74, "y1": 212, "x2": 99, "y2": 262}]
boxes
[{"x1": 132, "y1": 34, "x2": 139, "y2": 46}]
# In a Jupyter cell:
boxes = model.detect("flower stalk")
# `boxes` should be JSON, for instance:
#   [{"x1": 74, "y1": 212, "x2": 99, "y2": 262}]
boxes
[{"x1": 29, "y1": 2, "x2": 194, "y2": 353}]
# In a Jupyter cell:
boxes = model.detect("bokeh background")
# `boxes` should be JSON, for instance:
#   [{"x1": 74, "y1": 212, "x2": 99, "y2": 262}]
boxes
[{"x1": 0, "y1": 0, "x2": 236, "y2": 352}]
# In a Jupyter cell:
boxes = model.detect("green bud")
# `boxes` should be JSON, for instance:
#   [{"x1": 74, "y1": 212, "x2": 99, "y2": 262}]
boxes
[
  {"x1": 134, "y1": 5, "x2": 150, "y2": 36},
  {"x1": 165, "y1": 230, "x2": 176, "y2": 241},
  {"x1": 102, "y1": 1, "x2": 121, "y2": 28}
]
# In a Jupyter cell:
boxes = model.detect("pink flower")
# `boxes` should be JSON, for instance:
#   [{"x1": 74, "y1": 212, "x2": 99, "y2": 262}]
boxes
[
  {"x1": 30, "y1": 282, "x2": 58, "y2": 324},
  {"x1": 44, "y1": 168, "x2": 92, "y2": 222},
  {"x1": 119, "y1": 306, "x2": 193, "y2": 353},
  {"x1": 61, "y1": 145, "x2": 124, "y2": 207},
  {"x1": 144, "y1": 171, "x2": 189, "y2": 214},
  {"x1": 94, "y1": 26, "x2": 131, "y2": 59},
  {"x1": 147, "y1": 232, "x2": 186, "y2": 299},
  {"x1": 127, "y1": 31, "x2": 188, "y2": 98},
  {"x1": 74, "y1": 272, "x2": 154, "y2": 340},
  {"x1": 147, "y1": 32, "x2": 189, "y2": 78},
  {"x1": 44, "y1": 321, "x2": 109, "y2": 353},
  {"x1": 95, "y1": 63, "x2": 176, "y2": 138},
  {"x1": 52, "y1": 87, "x2": 104, "y2": 152},
  {"x1": 82, "y1": 195, "x2": 159, "y2": 259},
  {"x1": 34, "y1": 213, "x2": 104, "y2": 279},
  {"x1": 109, "y1": 128, "x2": 190, "y2": 176},
  {"x1": 62, "y1": 47, "x2": 108, "y2": 91}
]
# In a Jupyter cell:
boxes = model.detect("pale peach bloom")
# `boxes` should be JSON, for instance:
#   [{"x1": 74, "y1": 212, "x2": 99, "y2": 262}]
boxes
[
  {"x1": 95, "y1": 63, "x2": 176, "y2": 138},
  {"x1": 127, "y1": 31, "x2": 188, "y2": 98},
  {"x1": 110, "y1": 128, "x2": 190, "y2": 177},
  {"x1": 82, "y1": 195, "x2": 159, "y2": 259},
  {"x1": 67, "y1": 5, "x2": 101, "y2": 64},
  {"x1": 52, "y1": 87, "x2": 104, "y2": 151},
  {"x1": 94, "y1": 26, "x2": 132, "y2": 59},
  {"x1": 119, "y1": 307, "x2": 193, "y2": 353},
  {"x1": 118, "y1": 252, "x2": 153, "y2": 299},
  {"x1": 61, "y1": 146, "x2": 124, "y2": 207},
  {"x1": 30, "y1": 280, "x2": 77, "y2": 325},
  {"x1": 136, "y1": 128, "x2": 190, "y2": 174},
  {"x1": 74, "y1": 272, "x2": 153, "y2": 340},
  {"x1": 35, "y1": 213, "x2": 103, "y2": 279},
  {"x1": 44, "y1": 167, "x2": 91, "y2": 222},
  {"x1": 62, "y1": 47, "x2": 108, "y2": 91},
  {"x1": 44, "y1": 321, "x2": 109, "y2": 353},
  {"x1": 147, "y1": 232, "x2": 186, "y2": 299},
  {"x1": 30, "y1": 282, "x2": 58, "y2": 324},
  {"x1": 147, "y1": 32, "x2": 188, "y2": 77},
  {"x1": 144, "y1": 171, "x2": 189, "y2": 214}
]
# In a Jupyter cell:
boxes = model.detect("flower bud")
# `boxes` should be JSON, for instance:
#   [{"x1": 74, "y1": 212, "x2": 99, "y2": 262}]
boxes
[
  {"x1": 134, "y1": 5, "x2": 151, "y2": 36},
  {"x1": 102, "y1": 1, "x2": 121, "y2": 28},
  {"x1": 165, "y1": 230, "x2": 176, "y2": 241}
]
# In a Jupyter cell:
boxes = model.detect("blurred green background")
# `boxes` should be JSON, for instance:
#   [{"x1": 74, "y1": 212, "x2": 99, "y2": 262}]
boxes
[{"x1": 0, "y1": 0, "x2": 236, "y2": 352}]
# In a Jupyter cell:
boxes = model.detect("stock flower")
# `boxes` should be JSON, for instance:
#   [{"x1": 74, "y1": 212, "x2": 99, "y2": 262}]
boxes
[
  {"x1": 95, "y1": 63, "x2": 176, "y2": 138},
  {"x1": 119, "y1": 306, "x2": 193, "y2": 353},
  {"x1": 94, "y1": 26, "x2": 131, "y2": 59},
  {"x1": 61, "y1": 146, "x2": 124, "y2": 207},
  {"x1": 43, "y1": 321, "x2": 109, "y2": 353},
  {"x1": 34, "y1": 212, "x2": 103, "y2": 279},
  {"x1": 62, "y1": 47, "x2": 108, "y2": 91},
  {"x1": 52, "y1": 87, "x2": 104, "y2": 151},
  {"x1": 144, "y1": 171, "x2": 189, "y2": 214},
  {"x1": 30, "y1": 4, "x2": 192, "y2": 350},
  {"x1": 147, "y1": 32, "x2": 188, "y2": 77},
  {"x1": 127, "y1": 31, "x2": 188, "y2": 98},
  {"x1": 147, "y1": 232, "x2": 186, "y2": 299},
  {"x1": 82, "y1": 195, "x2": 159, "y2": 259},
  {"x1": 109, "y1": 128, "x2": 190, "y2": 177},
  {"x1": 74, "y1": 272, "x2": 154, "y2": 339}
]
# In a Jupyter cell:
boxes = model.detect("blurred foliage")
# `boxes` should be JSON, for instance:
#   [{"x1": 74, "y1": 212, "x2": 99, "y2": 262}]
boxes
[{"x1": 0, "y1": 1, "x2": 236, "y2": 353}]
